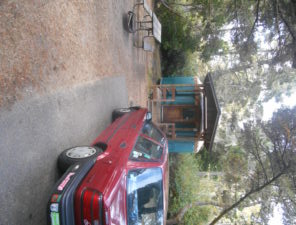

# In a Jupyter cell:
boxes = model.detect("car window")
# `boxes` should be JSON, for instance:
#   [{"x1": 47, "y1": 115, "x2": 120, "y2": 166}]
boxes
[
  {"x1": 129, "y1": 136, "x2": 163, "y2": 162},
  {"x1": 142, "y1": 122, "x2": 165, "y2": 145},
  {"x1": 127, "y1": 168, "x2": 164, "y2": 225}
]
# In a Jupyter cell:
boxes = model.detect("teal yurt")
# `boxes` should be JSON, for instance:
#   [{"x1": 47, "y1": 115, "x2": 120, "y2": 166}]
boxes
[{"x1": 150, "y1": 74, "x2": 221, "y2": 153}]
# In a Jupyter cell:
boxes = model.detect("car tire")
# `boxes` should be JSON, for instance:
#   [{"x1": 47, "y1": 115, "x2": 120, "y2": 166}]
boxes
[
  {"x1": 58, "y1": 146, "x2": 103, "y2": 173},
  {"x1": 127, "y1": 11, "x2": 137, "y2": 33},
  {"x1": 112, "y1": 107, "x2": 141, "y2": 122}
]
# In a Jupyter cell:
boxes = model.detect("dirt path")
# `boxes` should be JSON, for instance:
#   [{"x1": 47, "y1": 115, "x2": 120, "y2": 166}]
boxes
[{"x1": 0, "y1": 0, "x2": 157, "y2": 109}]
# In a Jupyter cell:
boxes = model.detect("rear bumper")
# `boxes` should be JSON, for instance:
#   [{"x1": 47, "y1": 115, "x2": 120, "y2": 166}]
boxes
[{"x1": 47, "y1": 159, "x2": 96, "y2": 225}]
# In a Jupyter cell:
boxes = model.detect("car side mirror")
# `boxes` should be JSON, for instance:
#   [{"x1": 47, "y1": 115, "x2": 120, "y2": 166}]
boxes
[{"x1": 145, "y1": 112, "x2": 152, "y2": 122}]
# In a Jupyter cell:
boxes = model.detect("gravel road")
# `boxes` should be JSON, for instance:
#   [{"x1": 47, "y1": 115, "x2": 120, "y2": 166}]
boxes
[
  {"x1": 0, "y1": 0, "x2": 151, "y2": 109},
  {"x1": 0, "y1": 76, "x2": 128, "y2": 225}
]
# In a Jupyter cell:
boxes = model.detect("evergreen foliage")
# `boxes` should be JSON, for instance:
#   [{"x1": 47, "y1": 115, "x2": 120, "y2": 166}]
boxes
[
  {"x1": 158, "y1": 0, "x2": 296, "y2": 224},
  {"x1": 156, "y1": 0, "x2": 296, "y2": 75}
]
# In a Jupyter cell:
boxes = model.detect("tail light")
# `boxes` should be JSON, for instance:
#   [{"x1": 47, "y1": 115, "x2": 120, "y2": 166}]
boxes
[{"x1": 80, "y1": 189, "x2": 103, "y2": 225}]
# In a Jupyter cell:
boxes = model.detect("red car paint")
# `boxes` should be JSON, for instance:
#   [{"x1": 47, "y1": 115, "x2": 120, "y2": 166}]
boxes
[{"x1": 73, "y1": 108, "x2": 169, "y2": 225}]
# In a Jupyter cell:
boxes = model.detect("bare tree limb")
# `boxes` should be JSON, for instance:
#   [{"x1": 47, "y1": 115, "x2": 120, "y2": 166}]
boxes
[
  {"x1": 247, "y1": 0, "x2": 261, "y2": 43},
  {"x1": 253, "y1": 134, "x2": 269, "y2": 182},
  {"x1": 158, "y1": 0, "x2": 185, "y2": 18},
  {"x1": 274, "y1": 0, "x2": 282, "y2": 47}
]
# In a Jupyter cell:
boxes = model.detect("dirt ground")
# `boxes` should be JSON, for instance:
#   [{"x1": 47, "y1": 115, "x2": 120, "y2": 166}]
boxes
[{"x1": 0, "y1": 0, "x2": 161, "y2": 109}]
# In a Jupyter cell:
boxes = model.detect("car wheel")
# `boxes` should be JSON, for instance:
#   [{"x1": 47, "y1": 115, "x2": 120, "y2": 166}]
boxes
[
  {"x1": 58, "y1": 146, "x2": 103, "y2": 173},
  {"x1": 127, "y1": 11, "x2": 137, "y2": 33},
  {"x1": 112, "y1": 108, "x2": 132, "y2": 122}
]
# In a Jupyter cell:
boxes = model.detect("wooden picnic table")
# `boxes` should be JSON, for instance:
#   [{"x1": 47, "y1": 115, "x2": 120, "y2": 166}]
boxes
[{"x1": 128, "y1": 0, "x2": 162, "y2": 50}]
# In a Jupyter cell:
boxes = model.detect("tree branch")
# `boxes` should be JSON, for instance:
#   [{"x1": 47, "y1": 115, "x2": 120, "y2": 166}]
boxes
[
  {"x1": 169, "y1": 1, "x2": 204, "y2": 11},
  {"x1": 274, "y1": 0, "x2": 282, "y2": 47},
  {"x1": 209, "y1": 171, "x2": 286, "y2": 225},
  {"x1": 159, "y1": 0, "x2": 185, "y2": 18},
  {"x1": 278, "y1": 3, "x2": 296, "y2": 40},
  {"x1": 247, "y1": 0, "x2": 261, "y2": 43},
  {"x1": 253, "y1": 135, "x2": 269, "y2": 182}
]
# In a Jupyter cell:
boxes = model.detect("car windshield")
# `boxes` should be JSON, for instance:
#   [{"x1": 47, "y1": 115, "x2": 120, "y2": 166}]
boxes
[{"x1": 127, "y1": 168, "x2": 164, "y2": 225}]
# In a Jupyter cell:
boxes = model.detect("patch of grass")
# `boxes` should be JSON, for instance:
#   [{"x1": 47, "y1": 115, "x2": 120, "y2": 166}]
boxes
[{"x1": 168, "y1": 153, "x2": 221, "y2": 224}]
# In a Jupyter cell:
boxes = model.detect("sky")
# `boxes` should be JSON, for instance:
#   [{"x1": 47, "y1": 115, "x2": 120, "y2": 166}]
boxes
[
  {"x1": 262, "y1": 90, "x2": 296, "y2": 121},
  {"x1": 269, "y1": 204, "x2": 284, "y2": 225}
]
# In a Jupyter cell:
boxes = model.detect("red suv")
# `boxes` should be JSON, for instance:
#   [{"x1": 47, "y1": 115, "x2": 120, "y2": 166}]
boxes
[{"x1": 48, "y1": 108, "x2": 169, "y2": 225}]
